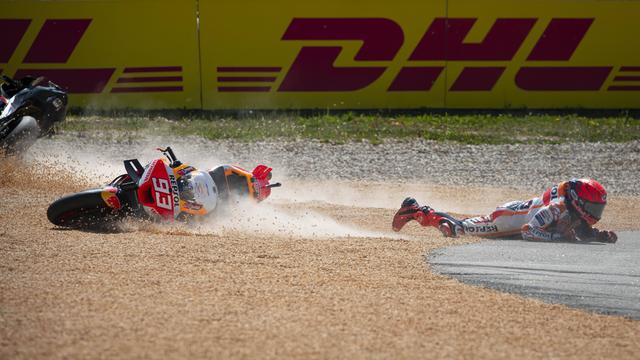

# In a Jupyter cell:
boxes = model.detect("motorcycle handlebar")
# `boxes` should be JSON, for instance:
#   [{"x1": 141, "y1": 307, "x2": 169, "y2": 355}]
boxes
[{"x1": 157, "y1": 146, "x2": 181, "y2": 167}]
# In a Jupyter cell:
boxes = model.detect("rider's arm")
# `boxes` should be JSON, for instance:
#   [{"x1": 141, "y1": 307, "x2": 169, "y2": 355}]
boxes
[{"x1": 521, "y1": 205, "x2": 569, "y2": 241}]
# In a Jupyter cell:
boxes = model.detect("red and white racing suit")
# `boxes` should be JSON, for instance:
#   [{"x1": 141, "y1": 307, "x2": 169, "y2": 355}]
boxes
[{"x1": 439, "y1": 182, "x2": 607, "y2": 241}]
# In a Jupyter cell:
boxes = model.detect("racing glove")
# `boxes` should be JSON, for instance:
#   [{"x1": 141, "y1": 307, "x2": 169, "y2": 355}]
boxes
[{"x1": 594, "y1": 229, "x2": 618, "y2": 243}]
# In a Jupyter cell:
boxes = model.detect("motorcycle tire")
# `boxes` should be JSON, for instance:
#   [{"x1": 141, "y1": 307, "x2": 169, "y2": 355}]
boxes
[
  {"x1": 47, "y1": 189, "x2": 118, "y2": 229},
  {"x1": 0, "y1": 116, "x2": 40, "y2": 155}
]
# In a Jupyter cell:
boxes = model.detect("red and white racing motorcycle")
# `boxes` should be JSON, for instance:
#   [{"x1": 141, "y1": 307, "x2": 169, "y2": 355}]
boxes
[{"x1": 47, "y1": 147, "x2": 280, "y2": 229}]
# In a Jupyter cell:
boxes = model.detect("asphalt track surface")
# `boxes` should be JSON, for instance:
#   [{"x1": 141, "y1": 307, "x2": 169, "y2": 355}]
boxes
[{"x1": 430, "y1": 232, "x2": 640, "y2": 319}]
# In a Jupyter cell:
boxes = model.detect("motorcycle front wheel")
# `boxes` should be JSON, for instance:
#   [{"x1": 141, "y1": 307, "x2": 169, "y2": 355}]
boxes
[
  {"x1": 0, "y1": 116, "x2": 40, "y2": 155},
  {"x1": 47, "y1": 189, "x2": 119, "y2": 229}
]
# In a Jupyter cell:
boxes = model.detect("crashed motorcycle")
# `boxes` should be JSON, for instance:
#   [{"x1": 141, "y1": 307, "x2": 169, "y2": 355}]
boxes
[
  {"x1": 0, "y1": 75, "x2": 68, "y2": 154},
  {"x1": 47, "y1": 147, "x2": 281, "y2": 229}
]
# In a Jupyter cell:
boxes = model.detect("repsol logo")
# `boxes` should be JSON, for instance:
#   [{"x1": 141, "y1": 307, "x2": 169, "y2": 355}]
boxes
[
  {"x1": 218, "y1": 17, "x2": 637, "y2": 93},
  {"x1": 169, "y1": 174, "x2": 180, "y2": 211},
  {"x1": 465, "y1": 225, "x2": 499, "y2": 234}
]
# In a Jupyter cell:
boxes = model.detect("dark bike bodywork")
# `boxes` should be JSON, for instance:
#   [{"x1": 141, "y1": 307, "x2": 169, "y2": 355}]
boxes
[{"x1": 0, "y1": 75, "x2": 68, "y2": 153}]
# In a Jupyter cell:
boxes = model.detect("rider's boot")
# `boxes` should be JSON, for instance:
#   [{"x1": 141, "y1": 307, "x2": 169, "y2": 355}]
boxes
[
  {"x1": 392, "y1": 197, "x2": 442, "y2": 230},
  {"x1": 392, "y1": 197, "x2": 464, "y2": 237}
]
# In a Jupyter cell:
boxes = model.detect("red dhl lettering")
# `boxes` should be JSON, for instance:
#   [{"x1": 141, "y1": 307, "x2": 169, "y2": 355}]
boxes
[
  {"x1": 272, "y1": 17, "x2": 608, "y2": 92},
  {"x1": 1, "y1": 16, "x2": 636, "y2": 94},
  {"x1": 220, "y1": 17, "x2": 631, "y2": 93},
  {"x1": 0, "y1": 18, "x2": 183, "y2": 94}
]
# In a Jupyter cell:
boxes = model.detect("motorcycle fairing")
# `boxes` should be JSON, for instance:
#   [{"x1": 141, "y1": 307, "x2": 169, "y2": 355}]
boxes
[
  {"x1": 100, "y1": 186, "x2": 122, "y2": 210},
  {"x1": 0, "y1": 95, "x2": 16, "y2": 118},
  {"x1": 220, "y1": 165, "x2": 255, "y2": 197},
  {"x1": 251, "y1": 165, "x2": 273, "y2": 202},
  {"x1": 137, "y1": 159, "x2": 180, "y2": 220}
]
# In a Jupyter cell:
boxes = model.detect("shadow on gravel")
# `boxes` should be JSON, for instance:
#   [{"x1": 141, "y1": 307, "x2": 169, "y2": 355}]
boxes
[
  {"x1": 50, "y1": 224, "x2": 131, "y2": 235},
  {"x1": 490, "y1": 237, "x2": 607, "y2": 246},
  {"x1": 436, "y1": 262, "x2": 640, "y2": 278},
  {"x1": 69, "y1": 107, "x2": 640, "y2": 120}
]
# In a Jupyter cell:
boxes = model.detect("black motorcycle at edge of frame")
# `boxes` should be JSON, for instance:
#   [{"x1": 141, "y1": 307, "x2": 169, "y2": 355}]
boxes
[{"x1": 0, "y1": 74, "x2": 68, "y2": 154}]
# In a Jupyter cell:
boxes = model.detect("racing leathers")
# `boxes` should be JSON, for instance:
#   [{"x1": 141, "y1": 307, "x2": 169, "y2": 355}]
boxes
[{"x1": 392, "y1": 181, "x2": 617, "y2": 243}]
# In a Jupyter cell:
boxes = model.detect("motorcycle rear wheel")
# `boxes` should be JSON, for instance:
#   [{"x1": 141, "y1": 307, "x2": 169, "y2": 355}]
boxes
[{"x1": 47, "y1": 189, "x2": 119, "y2": 229}]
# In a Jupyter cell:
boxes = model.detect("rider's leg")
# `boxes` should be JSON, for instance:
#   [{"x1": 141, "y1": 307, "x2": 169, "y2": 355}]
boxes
[
  {"x1": 392, "y1": 197, "x2": 464, "y2": 237},
  {"x1": 393, "y1": 198, "x2": 540, "y2": 238},
  {"x1": 458, "y1": 199, "x2": 543, "y2": 238}
]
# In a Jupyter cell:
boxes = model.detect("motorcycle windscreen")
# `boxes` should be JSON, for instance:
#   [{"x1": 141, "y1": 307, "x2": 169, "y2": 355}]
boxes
[{"x1": 137, "y1": 159, "x2": 180, "y2": 220}]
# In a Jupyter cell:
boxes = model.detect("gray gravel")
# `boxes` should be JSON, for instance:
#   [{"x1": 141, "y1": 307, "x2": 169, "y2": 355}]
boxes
[
  {"x1": 27, "y1": 136, "x2": 640, "y2": 320},
  {"x1": 30, "y1": 136, "x2": 640, "y2": 195},
  {"x1": 215, "y1": 139, "x2": 640, "y2": 195}
]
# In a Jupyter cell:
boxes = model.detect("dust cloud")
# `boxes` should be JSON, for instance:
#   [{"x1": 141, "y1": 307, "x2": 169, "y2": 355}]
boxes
[
  {"x1": 18, "y1": 138, "x2": 406, "y2": 240},
  {"x1": 206, "y1": 200, "x2": 403, "y2": 239}
]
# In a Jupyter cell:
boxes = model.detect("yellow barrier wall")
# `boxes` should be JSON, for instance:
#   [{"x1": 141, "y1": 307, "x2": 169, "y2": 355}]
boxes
[
  {"x1": 1, "y1": 0, "x2": 201, "y2": 109},
  {"x1": 446, "y1": 0, "x2": 640, "y2": 109},
  {"x1": 200, "y1": 0, "x2": 640, "y2": 109},
  {"x1": 3, "y1": 1, "x2": 640, "y2": 109},
  {"x1": 199, "y1": 0, "x2": 447, "y2": 110}
]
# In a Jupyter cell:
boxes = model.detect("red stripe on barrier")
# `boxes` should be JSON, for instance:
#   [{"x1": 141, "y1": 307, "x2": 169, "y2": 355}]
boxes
[
  {"x1": 527, "y1": 19, "x2": 593, "y2": 61},
  {"x1": 608, "y1": 86, "x2": 640, "y2": 91},
  {"x1": 613, "y1": 76, "x2": 640, "y2": 82},
  {"x1": 411, "y1": 18, "x2": 536, "y2": 61},
  {"x1": 117, "y1": 76, "x2": 182, "y2": 83},
  {"x1": 14, "y1": 68, "x2": 114, "y2": 93},
  {"x1": 450, "y1": 67, "x2": 505, "y2": 91},
  {"x1": 619, "y1": 67, "x2": 640, "y2": 72},
  {"x1": 278, "y1": 47, "x2": 386, "y2": 92},
  {"x1": 218, "y1": 86, "x2": 271, "y2": 92},
  {"x1": 0, "y1": 19, "x2": 31, "y2": 63},
  {"x1": 111, "y1": 86, "x2": 183, "y2": 93},
  {"x1": 217, "y1": 77, "x2": 276, "y2": 82},
  {"x1": 388, "y1": 67, "x2": 443, "y2": 91},
  {"x1": 282, "y1": 18, "x2": 403, "y2": 61},
  {"x1": 217, "y1": 67, "x2": 281, "y2": 72},
  {"x1": 24, "y1": 19, "x2": 91, "y2": 63},
  {"x1": 123, "y1": 66, "x2": 182, "y2": 73},
  {"x1": 515, "y1": 67, "x2": 611, "y2": 91}
]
